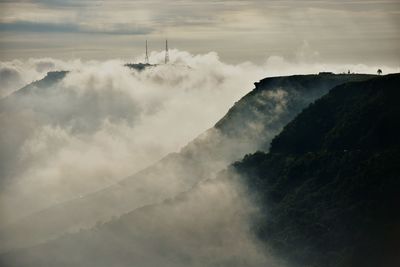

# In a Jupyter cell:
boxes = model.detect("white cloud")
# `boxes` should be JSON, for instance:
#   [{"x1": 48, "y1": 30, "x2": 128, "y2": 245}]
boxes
[
  {"x1": 0, "y1": 58, "x2": 75, "y2": 97},
  {"x1": 0, "y1": 50, "x2": 266, "y2": 224},
  {"x1": 0, "y1": 49, "x2": 398, "y2": 266},
  {"x1": 1, "y1": 50, "x2": 398, "y2": 225}
]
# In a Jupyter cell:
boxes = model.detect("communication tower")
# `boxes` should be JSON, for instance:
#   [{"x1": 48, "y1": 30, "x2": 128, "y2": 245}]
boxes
[
  {"x1": 145, "y1": 40, "x2": 149, "y2": 64},
  {"x1": 165, "y1": 39, "x2": 169, "y2": 64}
]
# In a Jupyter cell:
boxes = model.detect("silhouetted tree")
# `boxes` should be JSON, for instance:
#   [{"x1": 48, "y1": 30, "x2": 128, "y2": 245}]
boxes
[{"x1": 377, "y1": 69, "x2": 382, "y2": 75}]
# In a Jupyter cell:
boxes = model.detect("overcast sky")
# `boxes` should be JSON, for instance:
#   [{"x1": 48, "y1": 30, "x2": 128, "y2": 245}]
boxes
[{"x1": 0, "y1": 0, "x2": 399, "y2": 65}]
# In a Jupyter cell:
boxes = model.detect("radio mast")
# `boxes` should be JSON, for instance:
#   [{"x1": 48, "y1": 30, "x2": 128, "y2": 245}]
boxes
[
  {"x1": 165, "y1": 39, "x2": 169, "y2": 64},
  {"x1": 145, "y1": 40, "x2": 149, "y2": 64}
]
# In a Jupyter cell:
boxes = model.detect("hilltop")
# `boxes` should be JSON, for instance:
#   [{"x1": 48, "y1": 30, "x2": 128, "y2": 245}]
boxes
[{"x1": 234, "y1": 74, "x2": 400, "y2": 267}]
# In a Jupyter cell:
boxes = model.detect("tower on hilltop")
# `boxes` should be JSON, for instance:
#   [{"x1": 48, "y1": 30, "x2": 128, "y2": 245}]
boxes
[
  {"x1": 165, "y1": 39, "x2": 169, "y2": 64},
  {"x1": 145, "y1": 40, "x2": 149, "y2": 64}
]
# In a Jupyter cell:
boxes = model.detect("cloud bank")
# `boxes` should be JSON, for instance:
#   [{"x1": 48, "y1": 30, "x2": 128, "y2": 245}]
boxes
[
  {"x1": 0, "y1": 50, "x2": 267, "y2": 225},
  {"x1": 0, "y1": 50, "x2": 398, "y2": 266},
  {"x1": 1, "y1": 173, "x2": 282, "y2": 267},
  {"x1": 1, "y1": 50, "x2": 398, "y2": 225}
]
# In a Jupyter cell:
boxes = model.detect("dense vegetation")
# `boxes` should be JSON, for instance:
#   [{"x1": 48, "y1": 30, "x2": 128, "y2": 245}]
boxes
[
  {"x1": 1, "y1": 73, "x2": 393, "y2": 267},
  {"x1": 215, "y1": 73, "x2": 374, "y2": 142},
  {"x1": 234, "y1": 74, "x2": 400, "y2": 267}
]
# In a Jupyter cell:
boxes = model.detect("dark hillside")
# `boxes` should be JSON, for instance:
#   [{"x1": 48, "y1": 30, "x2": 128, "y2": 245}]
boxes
[
  {"x1": 270, "y1": 74, "x2": 400, "y2": 153},
  {"x1": 0, "y1": 73, "x2": 375, "y2": 252},
  {"x1": 234, "y1": 74, "x2": 400, "y2": 267},
  {"x1": 0, "y1": 74, "x2": 391, "y2": 266},
  {"x1": 215, "y1": 74, "x2": 374, "y2": 144}
]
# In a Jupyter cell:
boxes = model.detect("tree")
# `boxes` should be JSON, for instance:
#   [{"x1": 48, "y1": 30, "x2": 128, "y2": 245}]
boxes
[{"x1": 377, "y1": 69, "x2": 382, "y2": 75}]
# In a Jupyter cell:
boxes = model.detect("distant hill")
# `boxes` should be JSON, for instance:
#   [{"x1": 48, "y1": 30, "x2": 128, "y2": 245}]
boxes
[
  {"x1": 0, "y1": 73, "x2": 376, "y2": 256},
  {"x1": 124, "y1": 63, "x2": 155, "y2": 71},
  {"x1": 0, "y1": 71, "x2": 69, "y2": 184},
  {"x1": 234, "y1": 74, "x2": 400, "y2": 267},
  {"x1": 14, "y1": 71, "x2": 68, "y2": 96}
]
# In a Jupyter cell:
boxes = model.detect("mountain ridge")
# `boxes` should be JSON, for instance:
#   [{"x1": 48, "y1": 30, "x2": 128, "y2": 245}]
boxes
[
  {"x1": 2, "y1": 73, "x2": 398, "y2": 267},
  {"x1": 233, "y1": 73, "x2": 400, "y2": 267},
  {"x1": 0, "y1": 72, "x2": 377, "y2": 253}
]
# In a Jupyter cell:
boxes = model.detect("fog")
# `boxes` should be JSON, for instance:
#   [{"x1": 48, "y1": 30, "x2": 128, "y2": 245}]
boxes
[
  {"x1": 2, "y1": 174, "x2": 282, "y2": 267},
  {"x1": 0, "y1": 50, "x2": 269, "y2": 224},
  {"x1": 0, "y1": 50, "x2": 398, "y2": 265}
]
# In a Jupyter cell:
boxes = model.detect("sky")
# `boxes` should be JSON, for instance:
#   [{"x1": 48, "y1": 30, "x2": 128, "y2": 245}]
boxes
[
  {"x1": 0, "y1": 0, "x2": 399, "y2": 65},
  {"x1": 0, "y1": 1, "x2": 399, "y2": 263}
]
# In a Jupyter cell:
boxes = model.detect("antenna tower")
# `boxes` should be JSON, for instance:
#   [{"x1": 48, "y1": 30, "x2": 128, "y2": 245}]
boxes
[
  {"x1": 145, "y1": 40, "x2": 149, "y2": 64},
  {"x1": 165, "y1": 39, "x2": 169, "y2": 64}
]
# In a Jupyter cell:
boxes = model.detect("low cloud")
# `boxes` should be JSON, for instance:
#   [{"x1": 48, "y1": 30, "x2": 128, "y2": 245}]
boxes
[
  {"x1": 0, "y1": 58, "x2": 71, "y2": 97},
  {"x1": 0, "y1": 51, "x2": 398, "y2": 267},
  {"x1": 1, "y1": 50, "x2": 398, "y2": 225},
  {"x1": 0, "y1": 50, "x2": 266, "y2": 225},
  {"x1": 1, "y1": 173, "x2": 281, "y2": 267}
]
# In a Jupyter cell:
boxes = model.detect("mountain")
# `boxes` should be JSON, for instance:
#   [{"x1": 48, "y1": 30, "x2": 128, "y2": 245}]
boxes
[
  {"x1": 125, "y1": 63, "x2": 154, "y2": 71},
  {"x1": 2, "y1": 73, "x2": 397, "y2": 267},
  {"x1": 0, "y1": 71, "x2": 68, "y2": 182},
  {"x1": 14, "y1": 71, "x2": 68, "y2": 96},
  {"x1": 233, "y1": 74, "x2": 400, "y2": 267},
  {"x1": 0, "y1": 73, "x2": 375, "y2": 253}
]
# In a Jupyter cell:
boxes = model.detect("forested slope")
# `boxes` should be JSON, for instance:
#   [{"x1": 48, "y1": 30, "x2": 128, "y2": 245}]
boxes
[{"x1": 234, "y1": 74, "x2": 400, "y2": 267}]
